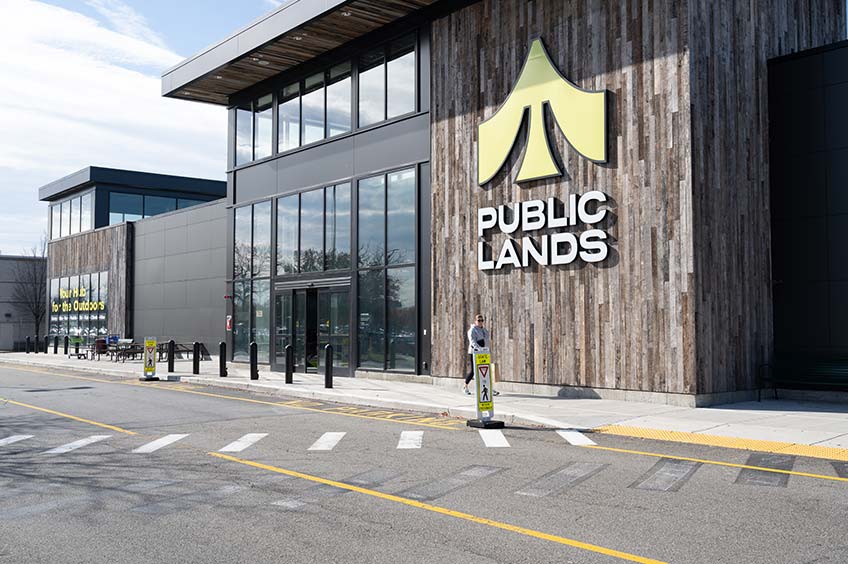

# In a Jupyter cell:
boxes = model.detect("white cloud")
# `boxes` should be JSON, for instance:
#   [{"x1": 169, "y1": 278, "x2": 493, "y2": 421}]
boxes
[
  {"x1": 85, "y1": 0, "x2": 169, "y2": 50},
  {"x1": 0, "y1": 0, "x2": 227, "y2": 254}
]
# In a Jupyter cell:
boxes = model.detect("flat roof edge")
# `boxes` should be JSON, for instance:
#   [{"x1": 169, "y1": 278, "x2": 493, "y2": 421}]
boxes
[{"x1": 38, "y1": 167, "x2": 226, "y2": 202}]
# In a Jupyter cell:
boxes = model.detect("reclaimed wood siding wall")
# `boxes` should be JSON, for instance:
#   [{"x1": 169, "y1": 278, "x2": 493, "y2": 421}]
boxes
[
  {"x1": 47, "y1": 224, "x2": 132, "y2": 337},
  {"x1": 430, "y1": 0, "x2": 695, "y2": 392},
  {"x1": 689, "y1": 1, "x2": 846, "y2": 394}
]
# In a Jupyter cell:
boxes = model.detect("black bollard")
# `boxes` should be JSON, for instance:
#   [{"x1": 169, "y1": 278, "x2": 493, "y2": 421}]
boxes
[
  {"x1": 192, "y1": 342, "x2": 200, "y2": 375},
  {"x1": 167, "y1": 340, "x2": 175, "y2": 373},
  {"x1": 25, "y1": 336, "x2": 31, "y2": 354},
  {"x1": 324, "y1": 344, "x2": 333, "y2": 389},
  {"x1": 63, "y1": 335, "x2": 69, "y2": 355},
  {"x1": 285, "y1": 344, "x2": 293, "y2": 384},
  {"x1": 249, "y1": 341, "x2": 258, "y2": 380},
  {"x1": 43, "y1": 335, "x2": 49, "y2": 354},
  {"x1": 219, "y1": 341, "x2": 228, "y2": 377},
  {"x1": 74, "y1": 340, "x2": 79, "y2": 356},
  {"x1": 53, "y1": 336, "x2": 58, "y2": 355}
]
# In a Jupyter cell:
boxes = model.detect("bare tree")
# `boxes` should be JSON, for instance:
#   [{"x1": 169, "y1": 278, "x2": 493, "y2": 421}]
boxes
[{"x1": 12, "y1": 236, "x2": 48, "y2": 343}]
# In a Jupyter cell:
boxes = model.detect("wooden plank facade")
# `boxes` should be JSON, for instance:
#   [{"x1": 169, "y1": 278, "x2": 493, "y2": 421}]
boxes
[
  {"x1": 46, "y1": 224, "x2": 132, "y2": 337},
  {"x1": 429, "y1": 0, "x2": 845, "y2": 401}
]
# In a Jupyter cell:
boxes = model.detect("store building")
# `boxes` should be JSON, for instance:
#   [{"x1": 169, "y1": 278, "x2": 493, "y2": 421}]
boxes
[
  {"x1": 41, "y1": 167, "x2": 226, "y2": 346},
  {"x1": 37, "y1": 1, "x2": 846, "y2": 404}
]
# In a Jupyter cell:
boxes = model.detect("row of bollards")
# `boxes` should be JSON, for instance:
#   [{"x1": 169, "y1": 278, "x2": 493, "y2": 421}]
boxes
[{"x1": 24, "y1": 334, "x2": 333, "y2": 388}]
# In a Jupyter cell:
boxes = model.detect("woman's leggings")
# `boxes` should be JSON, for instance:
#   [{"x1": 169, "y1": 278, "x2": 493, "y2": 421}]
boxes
[{"x1": 464, "y1": 354, "x2": 474, "y2": 385}]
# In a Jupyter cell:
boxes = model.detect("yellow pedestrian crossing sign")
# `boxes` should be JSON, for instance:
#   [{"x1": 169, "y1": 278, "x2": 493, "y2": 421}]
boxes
[{"x1": 474, "y1": 351, "x2": 494, "y2": 416}]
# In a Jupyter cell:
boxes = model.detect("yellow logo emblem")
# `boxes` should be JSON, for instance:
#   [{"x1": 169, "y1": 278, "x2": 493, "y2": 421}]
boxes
[{"x1": 478, "y1": 39, "x2": 606, "y2": 185}]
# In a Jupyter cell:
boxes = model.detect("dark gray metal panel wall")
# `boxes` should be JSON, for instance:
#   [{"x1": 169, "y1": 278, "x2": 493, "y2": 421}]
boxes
[
  {"x1": 133, "y1": 201, "x2": 227, "y2": 347},
  {"x1": 233, "y1": 113, "x2": 430, "y2": 204}
]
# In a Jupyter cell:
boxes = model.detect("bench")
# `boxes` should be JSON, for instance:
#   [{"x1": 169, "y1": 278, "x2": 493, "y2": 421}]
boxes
[{"x1": 759, "y1": 355, "x2": 848, "y2": 399}]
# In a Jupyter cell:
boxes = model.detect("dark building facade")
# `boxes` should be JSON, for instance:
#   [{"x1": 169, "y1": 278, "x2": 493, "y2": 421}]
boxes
[
  {"x1": 155, "y1": 0, "x2": 848, "y2": 404},
  {"x1": 40, "y1": 167, "x2": 225, "y2": 345}
]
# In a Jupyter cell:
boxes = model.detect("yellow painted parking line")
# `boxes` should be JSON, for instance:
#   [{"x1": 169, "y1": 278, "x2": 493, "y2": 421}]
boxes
[
  {"x1": 584, "y1": 445, "x2": 848, "y2": 483},
  {"x1": 209, "y1": 452, "x2": 667, "y2": 564},
  {"x1": 0, "y1": 364, "x2": 463, "y2": 430},
  {"x1": 0, "y1": 397, "x2": 136, "y2": 435},
  {"x1": 594, "y1": 424, "x2": 848, "y2": 462}
]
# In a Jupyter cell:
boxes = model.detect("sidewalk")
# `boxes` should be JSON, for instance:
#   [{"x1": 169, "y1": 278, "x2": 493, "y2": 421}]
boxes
[{"x1": 3, "y1": 352, "x2": 848, "y2": 461}]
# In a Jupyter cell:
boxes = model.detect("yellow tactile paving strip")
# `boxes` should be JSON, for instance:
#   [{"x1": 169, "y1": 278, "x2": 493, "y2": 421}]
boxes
[{"x1": 594, "y1": 425, "x2": 848, "y2": 462}]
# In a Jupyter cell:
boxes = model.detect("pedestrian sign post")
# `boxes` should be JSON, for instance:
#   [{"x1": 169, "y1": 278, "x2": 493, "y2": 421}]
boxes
[
  {"x1": 467, "y1": 348, "x2": 504, "y2": 429},
  {"x1": 140, "y1": 337, "x2": 159, "y2": 382}
]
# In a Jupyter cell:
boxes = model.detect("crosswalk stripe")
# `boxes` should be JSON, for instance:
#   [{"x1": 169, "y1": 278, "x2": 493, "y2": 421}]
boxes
[
  {"x1": 556, "y1": 429, "x2": 596, "y2": 446},
  {"x1": 132, "y1": 434, "x2": 189, "y2": 454},
  {"x1": 630, "y1": 458, "x2": 701, "y2": 492},
  {"x1": 478, "y1": 429, "x2": 510, "y2": 448},
  {"x1": 43, "y1": 435, "x2": 110, "y2": 455},
  {"x1": 308, "y1": 432, "x2": 346, "y2": 451},
  {"x1": 397, "y1": 431, "x2": 423, "y2": 449},
  {"x1": 0, "y1": 435, "x2": 33, "y2": 447},
  {"x1": 219, "y1": 433, "x2": 269, "y2": 453}
]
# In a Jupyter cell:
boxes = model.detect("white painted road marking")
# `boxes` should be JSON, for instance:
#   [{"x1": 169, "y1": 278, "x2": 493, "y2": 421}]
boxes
[
  {"x1": 308, "y1": 432, "x2": 346, "y2": 451},
  {"x1": 43, "y1": 435, "x2": 110, "y2": 455},
  {"x1": 478, "y1": 429, "x2": 510, "y2": 448},
  {"x1": 397, "y1": 431, "x2": 423, "y2": 449},
  {"x1": 219, "y1": 433, "x2": 269, "y2": 453},
  {"x1": 0, "y1": 435, "x2": 33, "y2": 447},
  {"x1": 132, "y1": 434, "x2": 189, "y2": 454},
  {"x1": 556, "y1": 429, "x2": 597, "y2": 446}
]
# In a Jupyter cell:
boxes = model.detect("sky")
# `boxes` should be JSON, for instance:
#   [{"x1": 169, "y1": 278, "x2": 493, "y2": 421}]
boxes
[{"x1": 0, "y1": 0, "x2": 282, "y2": 255}]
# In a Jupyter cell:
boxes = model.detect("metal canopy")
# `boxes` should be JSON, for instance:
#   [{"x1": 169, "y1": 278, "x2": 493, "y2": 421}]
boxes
[{"x1": 161, "y1": 0, "x2": 437, "y2": 106}]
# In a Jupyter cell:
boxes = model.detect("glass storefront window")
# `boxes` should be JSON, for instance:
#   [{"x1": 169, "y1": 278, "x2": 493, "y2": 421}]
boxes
[
  {"x1": 387, "y1": 169, "x2": 416, "y2": 265},
  {"x1": 70, "y1": 198, "x2": 81, "y2": 235},
  {"x1": 233, "y1": 280, "x2": 251, "y2": 361},
  {"x1": 325, "y1": 183, "x2": 351, "y2": 270},
  {"x1": 278, "y1": 83, "x2": 301, "y2": 152},
  {"x1": 144, "y1": 195, "x2": 176, "y2": 217},
  {"x1": 302, "y1": 72, "x2": 326, "y2": 145},
  {"x1": 255, "y1": 94, "x2": 274, "y2": 160},
  {"x1": 327, "y1": 62, "x2": 352, "y2": 137},
  {"x1": 300, "y1": 189, "x2": 324, "y2": 272},
  {"x1": 387, "y1": 35, "x2": 416, "y2": 118},
  {"x1": 358, "y1": 270, "x2": 384, "y2": 369},
  {"x1": 235, "y1": 102, "x2": 253, "y2": 166},
  {"x1": 387, "y1": 267, "x2": 415, "y2": 371},
  {"x1": 80, "y1": 193, "x2": 92, "y2": 232},
  {"x1": 109, "y1": 192, "x2": 143, "y2": 225},
  {"x1": 61, "y1": 200, "x2": 71, "y2": 237},
  {"x1": 358, "y1": 48, "x2": 385, "y2": 127},
  {"x1": 253, "y1": 201, "x2": 272, "y2": 277},
  {"x1": 277, "y1": 195, "x2": 298, "y2": 275},
  {"x1": 51, "y1": 205, "x2": 60, "y2": 240},
  {"x1": 234, "y1": 205, "x2": 252, "y2": 279},
  {"x1": 358, "y1": 175, "x2": 385, "y2": 267},
  {"x1": 252, "y1": 279, "x2": 270, "y2": 363}
]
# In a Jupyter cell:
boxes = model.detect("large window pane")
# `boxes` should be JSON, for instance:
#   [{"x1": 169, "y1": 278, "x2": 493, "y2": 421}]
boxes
[
  {"x1": 277, "y1": 195, "x2": 298, "y2": 275},
  {"x1": 80, "y1": 193, "x2": 92, "y2": 232},
  {"x1": 326, "y1": 62, "x2": 351, "y2": 136},
  {"x1": 98, "y1": 272, "x2": 108, "y2": 336},
  {"x1": 252, "y1": 201, "x2": 272, "y2": 277},
  {"x1": 109, "y1": 192, "x2": 142, "y2": 225},
  {"x1": 325, "y1": 183, "x2": 351, "y2": 270},
  {"x1": 144, "y1": 195, "x2": 176, "y2": 217},
  {"x1": 70, "y1": 197, "x2": 80, "y2": 235},
  {"x1": 358, "y1": 270, "x2": 384, "y2": 369},
  {"x1": 274, "y1": 293, "x2": 293, "y2": 365},
  {"x1": 51, "y1": 206, "x2": 60, "y2": 240},
  {"x1": 255, "y1": 94, "x2": 273, "y2": 159},
  {"x1": 233, "y1": 280, "x2": 251, "y2": 361},
  {"x1": 358, "y1": 48, "x2": 385, "y2": 127},
  {"x1": 387, "y1": 168, "x2": 416, "y2": 265},
  {"x1": 235, "y1": 102, "x2": 253, "y2": 166},
  {"x1": 234, "y1": 205, "x2": 252, "y2": 279},
  {"x1": 300, "y1": 189, "x2": 324, "y2": 272},
  {"x1": 302, "y1": 73, "x2": 325, "y2": 145},
  {"x1": 387, "y1": 267, "x2": 416, "y2": 371},
  {"x1": 49, "y1": 278, "x2": 59, "y2": 334},
  {"x1": 252, "y1": 279, "x2": 270, "y2": 363},
  {"x1": 278, "y1": 83, "x2": 300, "y2": 152},
  {"x1": 388, "y1": 35, "x2": 416, "y2": 118},
  {"x1": 358, "y1": 175, "x2": 385, "y2": 267},
  {"x1": 60, "y1": 200, "x2": 71, "y2": 236}
]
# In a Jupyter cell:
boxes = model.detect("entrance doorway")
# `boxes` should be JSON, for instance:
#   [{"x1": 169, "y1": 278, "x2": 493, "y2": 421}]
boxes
[{"x1": 273, "y1": 286, "x2": 350, "y2": 375}]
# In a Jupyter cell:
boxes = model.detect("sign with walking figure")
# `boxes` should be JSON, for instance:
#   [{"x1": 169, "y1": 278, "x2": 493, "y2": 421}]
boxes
[
  {"x1": 142, "y1": 337, "x2": 158, "y2": 381},
  {"x1": 474, "y1": 352, "x2": 494, "y2": 417}
]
